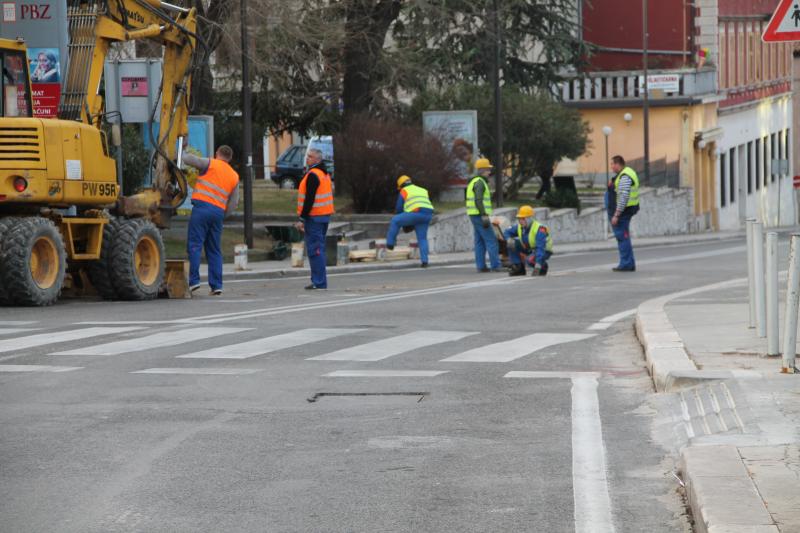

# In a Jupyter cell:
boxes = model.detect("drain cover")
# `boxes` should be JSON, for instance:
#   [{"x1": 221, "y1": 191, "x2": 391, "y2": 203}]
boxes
[{"x1": 307, "y1": 392, "x2": 429, "y2": 403}]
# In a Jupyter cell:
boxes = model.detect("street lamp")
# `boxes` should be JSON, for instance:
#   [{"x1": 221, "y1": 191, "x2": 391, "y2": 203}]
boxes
[
  {"x1": 240, "y1": 0, "x2": 254, "y2": 248},
  {"x1": 602, "y1": 126, "x2": 612, "y2": 183}
]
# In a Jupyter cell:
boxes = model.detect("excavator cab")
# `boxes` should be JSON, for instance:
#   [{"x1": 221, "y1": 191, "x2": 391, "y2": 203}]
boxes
[{"x1": 0, "y1": 40, "x2": 33, "y2": 119}]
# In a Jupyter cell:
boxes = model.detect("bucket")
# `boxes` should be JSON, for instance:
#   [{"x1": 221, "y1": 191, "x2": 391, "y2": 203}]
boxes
[
  {"x1": 291, "y1": 242, "x2": 305, "y2": 267},
  {"x1": 234, "y1": 244, "x2": 249, "y2": 271}
]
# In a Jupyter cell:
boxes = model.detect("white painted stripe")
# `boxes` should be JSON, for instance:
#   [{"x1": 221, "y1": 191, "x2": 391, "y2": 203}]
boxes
[
  {"x1": 441, "y1": 333, "x2": 595, "y2": 363},
  {"x1": 0, "y1": 321, "x2": 38, "y2": 326},
  {"x1": 51, "y1": 327, "x2": 250, "y2": 356},
  {"x1": 131, "y1": 368, "x2": 261, "y2": 375},
  {"x1": 323, "y1": 370, "x2": 449, "y2": 377},
  {"x1": 571, "y1": 375, "x2": 615, "y2": 533},
  {"x1": 0, "y1": 364, "x2": 82, "y2": 372},
  {"x1": 176, "y1": 328, "x2": 364, "y2": 359},
  {"x1": 308, "y1": 331, "x2": 477, "y2": 362},
  {"x1": 587, "y1": 308, "x2": 636, "y2": 331},
  {"x1": 504, "y1": 371, "x2": 601, "y2": 379},
  {"x1": 0, "y1": 328, "x2": 39, "y2": 336},
  {"x1": 0, "y1": 327, "x2": 144, "y2": 354}
]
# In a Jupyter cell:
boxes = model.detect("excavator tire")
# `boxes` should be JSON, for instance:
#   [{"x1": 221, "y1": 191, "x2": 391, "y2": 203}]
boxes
[
  {"x1": 109, "y1": 218, "x2": 165, "y2": 300},
  {"x1": 87, "y1": 216, "x2": 121, "y2": 300},
  {"x1": 0, "y1": 216, "x2": 20, "y2": 305},
  {"x1": 0, "y1": 216, "x2": 66, "y2": 306}
]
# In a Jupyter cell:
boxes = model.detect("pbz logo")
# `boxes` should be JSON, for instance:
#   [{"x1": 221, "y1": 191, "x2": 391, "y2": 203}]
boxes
[{"x1": 19, "y1": 3, "x2": 52, "y2": 19}]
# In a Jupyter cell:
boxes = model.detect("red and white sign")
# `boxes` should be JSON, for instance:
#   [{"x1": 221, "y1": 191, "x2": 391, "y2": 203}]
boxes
[
  {"x1": 30, "y1": 83, "x2": 60, "y2": 118},
  {"x1": 763, "y1": 0, "x2": 800, "y2": 42},
  {"x1": 121, "y1": 76, "x2": 148, "y2": 97},
  {"x1": 793, "y1": 176, "x2": 800, "y2": 189},
  {"x1": 2, "y1": 2, "x2": 15, "y2": 22}
]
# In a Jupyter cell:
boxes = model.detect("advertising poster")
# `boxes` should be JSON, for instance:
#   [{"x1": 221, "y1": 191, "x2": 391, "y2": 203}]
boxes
[
  {"x1": 28, "y1": 47, "x2": 61, "y2": 118},
  {"x1": 423, "y1": 110, "x2": 479, "y2": 187}
]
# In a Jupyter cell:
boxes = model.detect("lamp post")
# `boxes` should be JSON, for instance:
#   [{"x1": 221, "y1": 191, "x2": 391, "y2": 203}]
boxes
[
  {"x1": 493, "y1": 0, "x2": 503, "y2": 207},
  {"x1": 240, "y1": 0, "x2": 254, "y2": 248},
  {"x1": 642, "y1": 0, "x2": 650, "y2": 184},
  {"x1": 602, "y1": 126, "x2": 612, "y2": 183}
]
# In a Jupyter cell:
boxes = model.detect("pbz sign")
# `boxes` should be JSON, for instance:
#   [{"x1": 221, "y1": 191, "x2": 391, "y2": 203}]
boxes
[{"x1": 19, "y1": 3, "x2": 52, "y2": 19}]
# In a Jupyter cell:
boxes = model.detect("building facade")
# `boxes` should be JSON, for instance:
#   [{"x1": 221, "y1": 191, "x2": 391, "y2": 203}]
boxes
[{"x1": 565, "y1": 0, "x2": 794, "y2": 230}]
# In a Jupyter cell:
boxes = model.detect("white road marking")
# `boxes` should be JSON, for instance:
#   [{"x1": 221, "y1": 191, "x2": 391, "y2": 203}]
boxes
[
  {"x1": 323, "y1": 370, "x2": 449, "y2": 377},
  {"x1": 0, "y1": 328, "x2": 39, "y2": 336},
  {"x1": 307, "y1": 330, "x2": 477, "y2": 362},
  {"x1": 0, "y1": 327, "x2": 145, "y2": 355},
  {"x1": 131, "y1": 368, "x2": 261, "y2": 375},
  {"x1": 441, "y1": 333, "x2": 595, "y2": 363},
  {"x1": 50, "y1": 327, "x2": 250, "y2": 356},
  {"x1": 0, "y1": 364, "x2": 82, "y2": 372},
  {"x1": 504, "y1": 371, "x2": 615, "y2": 533},
  {"x1": 587, "y1": 308, "x2": 636, "y2": 331},
  {"x1": 176, "y1": 328, "x2": 364, "y2": 359},
  {"x1": 0, "y1": 321, "x2": 38, "y2": 326}
]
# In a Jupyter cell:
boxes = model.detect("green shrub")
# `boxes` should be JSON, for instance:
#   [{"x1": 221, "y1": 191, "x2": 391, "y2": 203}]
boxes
[{"x1": 544, "y1": 188, "x2": 581, "y2": 211}]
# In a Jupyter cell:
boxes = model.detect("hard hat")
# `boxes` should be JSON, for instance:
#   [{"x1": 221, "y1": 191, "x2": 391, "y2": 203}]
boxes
[
  {"x1": 397, "y1": 175, "x2": 412, "y2": 189},
  {"x1": 516, "y1": 205, "x2": 535, "y2": 218},
  {"x1": 474, "y1": 158, "x2": 493, "y2": 170}
]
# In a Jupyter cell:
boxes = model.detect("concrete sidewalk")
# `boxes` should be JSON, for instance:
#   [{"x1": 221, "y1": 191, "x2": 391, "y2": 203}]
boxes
[
  {"x1": 200, "y1": 229, "x2": 745, "y2": 282},
  {"x1": 636, "y1": 277, "x2": 800, "y2": 532}
]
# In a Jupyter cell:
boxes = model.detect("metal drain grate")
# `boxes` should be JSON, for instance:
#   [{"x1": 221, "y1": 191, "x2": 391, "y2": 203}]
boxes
[{"x1": 306, "y1": 392, "x2": 429, "y2": 403}]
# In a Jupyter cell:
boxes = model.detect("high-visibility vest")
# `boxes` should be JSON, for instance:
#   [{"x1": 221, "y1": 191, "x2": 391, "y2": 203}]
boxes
[
  {"x1": 297, "y1": 167, "x2": 334, "y2": 216},
  {"x1": 517, "y1": 221, "x2": 553, "y2": 252},
  {"x1": 191, "y1": 159, "x2": 240, "y2": 211},
  {"x1": 466, "y1": 176, "x2": 492, "y2": 215},
  {"x1": 401, "y1": 184, "x2": 433, "y2": 212},
  {"x1": 614, "y1": 167, "x2": 640, "y2": 207}
]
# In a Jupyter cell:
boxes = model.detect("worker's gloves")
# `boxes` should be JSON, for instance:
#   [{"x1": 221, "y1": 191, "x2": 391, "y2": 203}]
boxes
[
  {"x1": 481, "y1": 215, "x2": 490, "y2": 229},
  {"x1": 526, "y1": 255, "x2": 536, "y2": 267}
]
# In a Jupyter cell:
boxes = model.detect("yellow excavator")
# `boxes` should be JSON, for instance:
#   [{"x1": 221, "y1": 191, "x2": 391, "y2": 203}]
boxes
[{"x1": 0, "y1": 0, "x2": 199, "y2": 306}]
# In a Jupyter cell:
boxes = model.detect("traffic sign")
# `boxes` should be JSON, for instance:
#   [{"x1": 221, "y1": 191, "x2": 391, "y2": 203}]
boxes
[{"x1": 763, "y1": 0, "x2": 800, "y2": 42}]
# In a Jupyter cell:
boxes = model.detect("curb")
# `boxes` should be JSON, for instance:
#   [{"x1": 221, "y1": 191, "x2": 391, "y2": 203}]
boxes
[
  {"x1": 680, "y1": 446, "x2": 778, "y2": 533},
  {"x1": 634, "y1": 277, "x2": 746, "y2": 392}
]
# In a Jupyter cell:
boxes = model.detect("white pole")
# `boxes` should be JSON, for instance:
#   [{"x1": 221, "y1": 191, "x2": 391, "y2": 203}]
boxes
[
  {"x1": 782, "y1": 234, "x2": 800, "y2": 373},
  {"x1": 746, "y1": 218, "x2": 756, "y2": 328},
  {"x1": 753, "y1": 222, "x2": 766, "y2": 338},
  {"x1": 766, "y1": 232, "x2": 779, "y2": 356}
]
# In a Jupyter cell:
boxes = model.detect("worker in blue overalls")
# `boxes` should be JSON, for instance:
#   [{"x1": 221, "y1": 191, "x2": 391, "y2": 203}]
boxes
[
  {"x1": 503, "y1": 205, "x2": 553, "y2": 276},
  {"x1": 386, "y1": 175, "x2": 434, "y2": 267}
]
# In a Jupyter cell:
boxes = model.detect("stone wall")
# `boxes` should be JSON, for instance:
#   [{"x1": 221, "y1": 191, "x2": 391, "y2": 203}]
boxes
[{"x1": 427, "y1": 187, "x2": 697, "y2": 253}]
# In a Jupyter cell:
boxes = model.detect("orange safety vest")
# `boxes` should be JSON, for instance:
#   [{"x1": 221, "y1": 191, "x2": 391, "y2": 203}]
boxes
[
  {"x1": 191, "y1": 159, "x2": 240, "y2": 211},
  {"x1": 297, "y1": 167, "x2": 334, "y2": 216}
]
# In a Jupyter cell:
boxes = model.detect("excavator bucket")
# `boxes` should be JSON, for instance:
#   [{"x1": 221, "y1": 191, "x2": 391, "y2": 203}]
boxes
[{"x1": 161, "y1": 260, "x2": 192, "y2": 299}]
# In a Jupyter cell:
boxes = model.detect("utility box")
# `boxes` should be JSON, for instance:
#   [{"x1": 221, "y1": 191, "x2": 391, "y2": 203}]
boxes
[{"x1": 103, "y1": 59, "x2": 163, "y2": 123}]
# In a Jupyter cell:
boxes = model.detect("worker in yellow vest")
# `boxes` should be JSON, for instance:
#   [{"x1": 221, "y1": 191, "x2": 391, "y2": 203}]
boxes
[
  {"x1": 295, "y1": 148, "x2": 334, "y2": 289},
  {"x1": 386, "y1": 175, "x2": 434, "y2": 267},
  {"x1": 503, "y1": 205, "x2": 553, "y2": 276},
  {"x1": 466, "y1": 158, "x2": 501, "y2": 272},
  {"x1": 183, "y1": 145, "x2": 240, "y2": 295},
  {"x1": 606, "y1": 155, "x2": 640, "y2": 272}
]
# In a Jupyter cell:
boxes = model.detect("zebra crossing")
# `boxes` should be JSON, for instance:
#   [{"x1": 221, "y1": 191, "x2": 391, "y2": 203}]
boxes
[{"x1": 0, "y1": 321, "x2": 598, "y2": 377}]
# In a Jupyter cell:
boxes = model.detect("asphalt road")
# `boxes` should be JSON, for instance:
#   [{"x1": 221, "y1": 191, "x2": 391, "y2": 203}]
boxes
[{"x1": 0, "y1": 237, "x2": 748, "y2": 532}]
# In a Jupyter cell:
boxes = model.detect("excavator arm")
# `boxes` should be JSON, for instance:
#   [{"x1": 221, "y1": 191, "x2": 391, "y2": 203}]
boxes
[{"x1": 61, "y1": 0, "x2": 198, "y2": 227}]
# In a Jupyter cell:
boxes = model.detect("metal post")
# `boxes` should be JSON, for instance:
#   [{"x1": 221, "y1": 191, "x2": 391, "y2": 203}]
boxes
[
  {"x1": 753, "y1": 222, "x2": 766, "y2": 338},
  {"x1": 642, "y1": 0, "x2": 650, "y2": 184},
  {"x1": 766, "y1": 232, "x2": 779, "y2": 356},
  {"x1": 240, "y1": 0, "x2": 254, "y2": 248},
  {"x1": 782, "y1": 234, "x2": 800, "y2": 373},
  {"x1": 493, "y1": 0, "x2": 504, "y2": 207},
  {"x1": 746, "y1": 218, "x2": 756, "y2": 328}
]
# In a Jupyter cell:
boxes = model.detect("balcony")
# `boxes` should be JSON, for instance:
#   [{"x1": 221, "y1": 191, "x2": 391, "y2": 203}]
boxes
[{"x1": 556, "y1": 67, "x2": 717, "y2": 106}]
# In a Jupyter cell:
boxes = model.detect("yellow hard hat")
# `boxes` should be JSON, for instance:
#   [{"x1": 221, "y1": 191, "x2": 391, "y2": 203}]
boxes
[
  {"x1": 474, "y1": 158, "x2": 493, "y2": 170},
  {"x1": 516, "y1": 205, "x2": 535, "y2": 218},
  {"x1": 397, "y1": 175, "x2": 412, "y2": 189}
]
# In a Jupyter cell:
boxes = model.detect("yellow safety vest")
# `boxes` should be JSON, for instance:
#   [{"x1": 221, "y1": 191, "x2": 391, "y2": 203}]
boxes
[
  {"x1": 402, "y1": 184, "x2": 434, "y2": 212},
  {"x1": 614, "y1": 167, "x2": 640, "y2": 207},
  {"x1": 466, "y1": 176, "x2": 492, "y2": 215},
  {"x1": 517, "y1": 221, "x2": 553, "y2": 252}
]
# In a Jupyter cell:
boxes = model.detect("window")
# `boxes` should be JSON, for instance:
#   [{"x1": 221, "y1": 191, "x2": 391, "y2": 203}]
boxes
[
  {"x1": 730, "y1": 147, "x2": 736, "y2": 203},
  {"x1": 748, "y1": 24, "x2": 756, "y2": 84},
  {"x1": 771, "y1": 133, "x2": 777, "y2": 182},
  {"x1": 755, "y1": 138, "x2": 761, "y2": 189},
  {"x1": 719, "y1": 23, "x2": 727, "y2": 89},
  {"x1": 729, "y1": 25, "x2": 736, "y2": 88},
  {"x1": 785, "y1": 129, "x2": 791, "y2": 176},
  {"x1": 720, "y1": 152, "x2": 727, "y2": 207},
  {"x1": 763, "y1": 136, "x2": 770, "y2": 186},
  {"x1": 747, "y1": 141, "x2": 753, "y2": 194},
  {"x1": 737, "y1": 23, "x2": 745, "y2": 86},
  {"x1": 0, "y1": 50, "x2": 31, "y2": 118}
]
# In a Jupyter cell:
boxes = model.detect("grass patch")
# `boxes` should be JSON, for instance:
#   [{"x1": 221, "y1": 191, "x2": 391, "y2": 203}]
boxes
[{"x1": 163, "y1": 226, "x2": 279, "y2": 263}]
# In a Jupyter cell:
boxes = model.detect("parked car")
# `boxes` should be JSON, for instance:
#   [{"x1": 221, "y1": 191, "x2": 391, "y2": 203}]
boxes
[
  {"x1": 272, "y1": 144, "x2": 306, "y2": 189},
  {"x1": 304, "y1": 135, "x2": 334, "y2": 181}
]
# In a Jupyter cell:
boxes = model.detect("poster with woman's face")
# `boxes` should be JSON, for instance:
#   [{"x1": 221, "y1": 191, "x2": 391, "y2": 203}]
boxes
[{"x1": 28, "y1": 48, "x2": 60, "y2": 84}]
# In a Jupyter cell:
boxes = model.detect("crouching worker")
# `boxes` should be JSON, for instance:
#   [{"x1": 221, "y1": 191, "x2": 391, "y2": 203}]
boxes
[
  {"x1": 386, "y1": 175, "x2": 434, "y2": 267},
  {"x1": 503, "y1": 205, "x2": 553, "y2": 276}
]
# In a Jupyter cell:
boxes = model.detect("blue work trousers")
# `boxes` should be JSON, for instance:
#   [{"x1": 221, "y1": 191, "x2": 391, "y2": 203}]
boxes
[
  {"x1": 611, "y1": 212, "x2": 636, "y2": 269},
  {"x1": 188, "y1": 200, "x2": 225, "y2": 290},
  {"x1": 304, "y1": 216, "x2": 330, "y2": 288},
  {"x1": 508, "y1": 239, "x2": 551, "y2": 269},
  {"x1": 469, "y1": 215, "x2": 500, "y2": 270},
  {"x1": 386, "y1": 211, "x2": 433, "y2": 264}
]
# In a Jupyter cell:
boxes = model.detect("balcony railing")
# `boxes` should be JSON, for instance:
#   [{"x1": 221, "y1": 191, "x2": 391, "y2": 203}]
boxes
[{"x1": 556, "y1": 67, "x2": 717, "y2": 104}]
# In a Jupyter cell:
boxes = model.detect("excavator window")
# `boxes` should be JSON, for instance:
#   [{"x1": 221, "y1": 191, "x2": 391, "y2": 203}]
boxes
[{"x1": 1, "y1": 50, "x2": 32, "y2": 118}]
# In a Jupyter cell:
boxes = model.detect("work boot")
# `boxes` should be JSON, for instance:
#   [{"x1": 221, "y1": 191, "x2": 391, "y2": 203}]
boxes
[
  {"x1": 538, "y1": 265, "x2": 548, "y2": 276},
  {"x1": 508, "y1": 264, "x2": 525, "y2": 277}
]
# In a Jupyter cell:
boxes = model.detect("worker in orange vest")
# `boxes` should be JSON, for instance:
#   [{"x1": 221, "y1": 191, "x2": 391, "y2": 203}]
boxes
[
  {"x1": 294, "y1": 148, "x2": 334, "y2": 289},
  {"x1": 183, "y1": 145, "x2": 240, "y2": 296}
]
